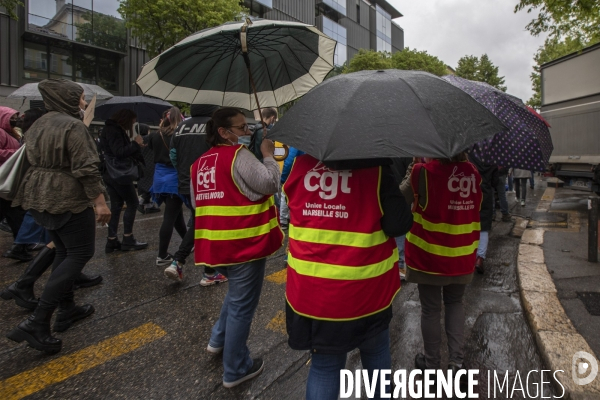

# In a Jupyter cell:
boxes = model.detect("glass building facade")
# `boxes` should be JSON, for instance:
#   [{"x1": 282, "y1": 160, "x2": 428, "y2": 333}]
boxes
[
  {"x1": 322, "y1": 16, "x2": 347, "y2": 66},
  {"x1": 376, "y1": 4, "x2": 392, "y2": 53}
]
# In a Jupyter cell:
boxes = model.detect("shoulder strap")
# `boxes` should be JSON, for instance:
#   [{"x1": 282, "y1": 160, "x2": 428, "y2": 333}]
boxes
[{"x1": 410, "y1": 164, "x2": 427, "y2": 212}]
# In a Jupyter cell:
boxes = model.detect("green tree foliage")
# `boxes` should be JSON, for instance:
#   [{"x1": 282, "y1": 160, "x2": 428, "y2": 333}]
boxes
[
  {"x1": 390, "y1": 48, "x2": 448, "y2": 76},
  {"x1": 75, "y1": 12, "x2": 128, "y2": 53},
  {"x1": 343, "y1": 49, "x2": 392, "y2": 73},
  {"x1": 514, "y1": 0, "x2": 600, "y2": 42},
  {"x1": 118, "y1": 0, "x2": 247, "y2": 58},
  {"x1": 0, "y1": 0, "x2": 23, "y2": 20},
  {"x1": 455, "y1": 54, "x2": 507, "y2": 92},
  {"x1": 527, "y1": 35, "x2": 597, "y2": 107}
]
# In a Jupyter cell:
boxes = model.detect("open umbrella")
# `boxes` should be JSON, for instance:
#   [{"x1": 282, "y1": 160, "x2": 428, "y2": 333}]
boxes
[
  {"x1": 8, "y1": 82, "x2": 114, "y2": 102},
  {"x1": 95, "y1": 96, "x2": 172, "y2": 125},
  {"x1": 136, "y1": 18, "x2": 336, "y2": 112},
  {"x1": 268, "y1": 69, "x2": 507, "y2": 161},
  {"x1": 442, "y1": 75, "x2": 553, "y2": 171}
]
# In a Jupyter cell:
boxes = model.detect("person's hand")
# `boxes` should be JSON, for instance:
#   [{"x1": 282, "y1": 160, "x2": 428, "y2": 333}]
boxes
[
  {"x1": 95, "y1": 203, "x2": 111, "y2": 225},
  {"x1": 261, "y1": 138, "x2": 275, "y2": 158},
  {"x1": 134, "y1": 135, "x2": 144, "y2": 146}
]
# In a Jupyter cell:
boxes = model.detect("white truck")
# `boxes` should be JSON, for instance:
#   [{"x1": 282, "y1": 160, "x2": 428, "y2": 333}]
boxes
[{"x1": 540, "y1": 42, "x2": 600, "y2": 195}]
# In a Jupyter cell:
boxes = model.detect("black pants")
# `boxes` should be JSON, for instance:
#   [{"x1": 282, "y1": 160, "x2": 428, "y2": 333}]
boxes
[
  {"x1": 0, "y1": 198, "x2": 26, "y2": 238},
  {"x1": 514, "y1": 178, "x2": 528, "y2": 201},
  {"x1": 174, "y1": 206, "x2": 215, "y2": 274},
  {"x1": 38, "y1": 208, "x2": 96, "y2": 310},
  {"x1": 158, "y1": 196, "x2": 187, "y2": 258},
  {"x1": 105, "y1": 180, "x2": 139, "y2": 237}
]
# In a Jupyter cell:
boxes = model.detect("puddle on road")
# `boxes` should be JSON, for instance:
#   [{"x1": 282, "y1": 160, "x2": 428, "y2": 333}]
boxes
[{"x1": 464, "y1": 313, "x2": 555, "y2": 399}]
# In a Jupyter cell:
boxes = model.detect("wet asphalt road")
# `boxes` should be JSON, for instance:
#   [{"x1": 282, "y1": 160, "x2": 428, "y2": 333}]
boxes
[{"x1": 0, "y1": 181, "x2": 556, "y2": 399}]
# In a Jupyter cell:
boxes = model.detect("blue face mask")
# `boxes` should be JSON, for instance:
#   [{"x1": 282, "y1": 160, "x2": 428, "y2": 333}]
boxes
[{"x1": 238, "y1": 135, "x2": 251, "y2": 146}]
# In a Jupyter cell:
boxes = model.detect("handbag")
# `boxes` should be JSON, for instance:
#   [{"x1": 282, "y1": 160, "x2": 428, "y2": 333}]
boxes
[
  {"x1": 104, "y1": 154, "x2": 139, "y2": 185},
  {"x1": 0, "y1": 145, "x2": 31, "y2": 201}
]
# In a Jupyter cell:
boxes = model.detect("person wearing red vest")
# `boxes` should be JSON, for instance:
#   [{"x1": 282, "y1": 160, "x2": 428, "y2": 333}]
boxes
[
  {"x1": 192, "y1": 108, "x2": 283, "y2": 388},
  {"x1": 284, "y1": 156, "x2": 412, "y2": 400},
  {"x1": 401, "y1": 153, "x2": 482, "y2": 377}
]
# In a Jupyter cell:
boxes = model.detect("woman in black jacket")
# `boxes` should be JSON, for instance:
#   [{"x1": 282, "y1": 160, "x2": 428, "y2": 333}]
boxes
[{"x1": 100, "y1": 109, "x2": 148, "y2": 252}]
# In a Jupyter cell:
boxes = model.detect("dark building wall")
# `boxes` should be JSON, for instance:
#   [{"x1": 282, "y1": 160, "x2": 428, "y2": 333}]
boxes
[
  {"x1": 0, "y1": 9, "x2": 21, "y2": 92},
  {"x1": 391, "y1": 22, "x2": 404, "y2": 52},
  {"x1": 123, "y1": 36, "x2": 150, "y2": 96},
  {"x1": 339, "y1": 18, "x2": 370, "y2": 54},
  {"x1": 265, "y1": 0, "x2": 315, "y2": 24}
]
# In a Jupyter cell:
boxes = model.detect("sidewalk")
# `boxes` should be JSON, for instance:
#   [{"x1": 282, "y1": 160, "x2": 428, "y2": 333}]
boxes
[{"x1": 518, "y1": 182, "x2": 600, "y2": 398}]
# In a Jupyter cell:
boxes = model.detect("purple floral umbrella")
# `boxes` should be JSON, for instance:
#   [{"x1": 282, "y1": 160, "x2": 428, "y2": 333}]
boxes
[{"x1": 443, "y1": 75, "x2": 553, "y2": 171}]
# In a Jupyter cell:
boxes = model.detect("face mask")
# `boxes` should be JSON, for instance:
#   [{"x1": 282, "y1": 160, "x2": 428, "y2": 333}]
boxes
[{"x1": 238, "y1": 135, "x2": 251, "y2": 146}]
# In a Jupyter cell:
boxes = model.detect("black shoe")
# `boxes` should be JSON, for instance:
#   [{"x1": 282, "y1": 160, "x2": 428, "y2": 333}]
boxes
[
  {"x1": 145, "y1": 205, "x2": 161, "y2": 214},
  {"x1": 475, "y1": 256, "x2": 484, "y2": 274},
  {"x1": 449, "y1": 362, "x2": 468, "y2": 391},
  {"x1": 3, "y1": 244, "x2": 33, "y2": 262},
  {"x1": 0, "y1": 246, "x2": 55, "y2": 310},
  {"x1": 223, "y1": 358, "x2": 265, "y2": 388},
  {"x1": 73, "y1": 273, "x2": 103, "y2": 290},
  {"x1": 414, "y1": 353, "x2": 427, "y2": 371},
  {"x1": 105, "y1": 238, "x2": 121, "y2": 253},
  {"x1": 121, "y1": 235, "x2": 148, "y2": 251},
  {"x1": 136, "y1": 205, "x2": 147, "y2": 214},
  {"x1": 53, "y1": 303, "x2": 95, "y2": 332},
  {"x1": 6, "y1": 308, "x2": 62, "y2": 354},
  {"x1": 27, "y1": 243, "x2": 47, "y2": 252},
  {"x1": 0, "y1": 219, "x2": 11, "y2": 233}
]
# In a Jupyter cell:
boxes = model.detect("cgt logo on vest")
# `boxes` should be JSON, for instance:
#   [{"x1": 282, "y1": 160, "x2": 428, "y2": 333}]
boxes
[
  {"x1": 304, "y1": 162, "x2": 352, "y2": 200},
  {"x1": 196, "y1": 154, "x2": 218, "y2": 193},
  {"x1": 448, "y1": 166, "x2": 478, "y2": 198}
]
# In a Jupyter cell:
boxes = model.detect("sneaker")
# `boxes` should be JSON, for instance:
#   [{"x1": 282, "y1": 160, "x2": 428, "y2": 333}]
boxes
[
  {"x1": 475, "y1": 256, "x2": 484, "y2": 274},
  {"x1": 156, "y1": 254, "x2": 174, "y2": 267},
  {"x1": 449, "y1": 362, "x2": 468, "y2": 391},
  {"x1": 207, "y1": 343, "x2": 223, "y2": 354},
  {"x1": 164, "y1": 261, "x2": 183, "y2": 282},
  {"x1": 223, "y1": 358, "x2": 264, "y2": 388},
  {"x1": 399, "y1": 267, "x2": 406, "y2": 281},
  {"x1": 0, "y1": 219, "x2": 11, "y2": 233},
  {"x1": 200, "y1": 273, "x2": 228, "y2": 286},
  {"x1": 521, "y1": 200, "x2": 525, "y2": 207},
  {"x1": 414, "y1": 353, "x2": 427, "y2": 372},
  {"x1": 280, "y1": 222, "x2": 289, "y2": 231},
  {"x1": 501, "y1": 213, "x2": 512, "y2": 222}
]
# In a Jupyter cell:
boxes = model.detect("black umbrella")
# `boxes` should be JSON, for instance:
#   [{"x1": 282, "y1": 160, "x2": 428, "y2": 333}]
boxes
[
  {"x1": 95, "y1": 96, "x2": 173, "y2": 125},
  {"x1": 269, "y1": 69, "x2": 507, "y2": 161}
]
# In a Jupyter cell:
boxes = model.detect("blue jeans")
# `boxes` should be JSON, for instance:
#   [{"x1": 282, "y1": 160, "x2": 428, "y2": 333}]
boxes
[
  {"x1": 395, "y1": 235, "x2": 405, "y2": 268},
  {"x1": 14, "y1": 212, "x2": 48, "y2": 245},
  {"x1": 307, "y1": 328, "x2": 391, "y2": 400},
  {"x1": 210, "y1": 258, "x2": 266, "y2": 383},
  {"x1": 477, "y1": 230, "x2": 489, "y2": 259},
  {"x1": 494, "y1": 177, "x2": 509, "y2": 215}
]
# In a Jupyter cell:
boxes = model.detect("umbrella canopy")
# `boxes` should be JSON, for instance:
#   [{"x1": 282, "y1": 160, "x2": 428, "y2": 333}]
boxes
[
  {"x1": 443, "y1": 75, "x2": 553, "y2": 171},
  {"x1": 8, "y1": 82, "x2": 114, "y2": 102},
  {"x1": 268, "y1": 69, "x2": 507, "y2": 161},
  {"x1": 136, "y1": 19, "x2": 336, "y2": 110},
  {"x1": 95, "y1": 96, "x2": 173, "y2": 125}
]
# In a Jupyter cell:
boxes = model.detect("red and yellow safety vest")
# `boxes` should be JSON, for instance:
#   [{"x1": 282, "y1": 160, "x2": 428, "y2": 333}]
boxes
[
  {"x1": 405, "y1": 160, "x2": 482, "y2": 276},
  {"x1": 284, "y1": 155, "x2": 400, "y2": 321},
  {"x1": 192, "y1": 144, "x2": 283, "y2": 267}
]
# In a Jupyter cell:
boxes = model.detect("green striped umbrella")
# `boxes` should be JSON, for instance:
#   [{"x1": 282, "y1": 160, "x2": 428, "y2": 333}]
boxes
[{"x1": 136, "y1": 19, "x2": 336, "y2": 111}]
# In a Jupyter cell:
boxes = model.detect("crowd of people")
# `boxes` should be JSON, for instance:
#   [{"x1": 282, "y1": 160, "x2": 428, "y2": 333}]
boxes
[{"x1": 0, "y1": 78, "x2": 534, "y2": 397}]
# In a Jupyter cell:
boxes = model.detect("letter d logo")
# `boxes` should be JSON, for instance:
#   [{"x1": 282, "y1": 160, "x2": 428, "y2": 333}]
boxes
[{"x1": 572, "y1": 351, "x2": 598, "y2": 386}]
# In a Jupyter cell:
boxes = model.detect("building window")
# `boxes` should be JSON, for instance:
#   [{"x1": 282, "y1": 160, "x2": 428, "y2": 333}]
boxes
[
  {"x1": 23, "y1": 40, "x2": 120, "y2": 92},
  {"x1": 322, "y1": 16, "x2": 347, "y2": 66},
  {"x1": 375, "y1": 5, "x2": 392, "y2": 53},
  {"x1": 27, "y1": 0, "x2": 127, "y2": 53},
  {"x1": 321, "y1": 0, "x2": 346, "y2": 17},
  {"x1": 356, "y1": 0, "x2": 360, "y2": 24}
]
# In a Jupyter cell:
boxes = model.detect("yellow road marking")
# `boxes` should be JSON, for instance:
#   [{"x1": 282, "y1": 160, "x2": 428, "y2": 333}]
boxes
[
  {"x1": 0, "y1": 322, "x2": 166, "y2": 400},
  {"x1": 267, "y1": 310, "x2": 286, "y2": 334},
  {"x1": 266, "y1": 268, "x2": 287, "y2": 284}
]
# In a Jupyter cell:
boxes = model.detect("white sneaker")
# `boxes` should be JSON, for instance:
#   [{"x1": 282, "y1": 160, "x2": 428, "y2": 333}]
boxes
[
  {"x1": 521, "y1": 200, "x2": 525, "y2": 207},
  {"x1": 399, "y1": 267, "x2": 406, "y2": 281},
  {"x1": 164, "y1": 261, "x2": 183, "y2": 282},
  {"x1": 156, "y1": 254, "x2": 174, "y2": 266},
  {"x1": 207, "y1": 343, "x2": 223, "y2": 354}
]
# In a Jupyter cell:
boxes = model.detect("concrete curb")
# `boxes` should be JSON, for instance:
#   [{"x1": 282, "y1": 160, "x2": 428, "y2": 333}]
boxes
[{"x1": 518, "y1": 228, "x2": 600, "y2": 398}]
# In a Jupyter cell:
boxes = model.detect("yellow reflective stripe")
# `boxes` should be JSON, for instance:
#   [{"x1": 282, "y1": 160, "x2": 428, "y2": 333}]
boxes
[
  {"x1": 406, "y1": 232, "x2": 479, "y2": 257},
  {"x1": 195, "y1": 217, "x2": 279, "y2": 240},
  {"x1": 412, "y1": 213, "x2": 481, "y2": 234},
  {"x1": 195, "y1": 197, "x2": 274, "y2": 217},
  {"x1": 289, "y1": 225, "x2": 388, "y2": 248},
  {"x1": 288, "y1": 247, "x2": 398, "y2": 280}
]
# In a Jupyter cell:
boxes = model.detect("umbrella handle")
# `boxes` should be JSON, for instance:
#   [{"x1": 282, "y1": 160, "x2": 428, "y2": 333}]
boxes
[{"x1": 240, "y1": 21, "x2": 268, "y2": 134}]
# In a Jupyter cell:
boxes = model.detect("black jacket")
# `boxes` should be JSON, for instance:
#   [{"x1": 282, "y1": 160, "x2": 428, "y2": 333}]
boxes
[
  {"x1": 470, "y1": 155, "x2": 497, "y2": 231},
  {"x1": 170, "y1": 107, "x2": 215, "y2": 194},
  {"x1": 100, "y1": 119, "x2": 143, "y2": 163},
  {"x1": 286, "y1": 164, "x2": 413, "y2": 354}
]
